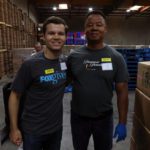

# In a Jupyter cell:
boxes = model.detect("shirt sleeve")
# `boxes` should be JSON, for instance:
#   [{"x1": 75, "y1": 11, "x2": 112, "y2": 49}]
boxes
[
  {"x1": 66, "y1": 54, "x2": 74, "y2": 82},
  {"x1": 114, "y1": 54, "x2": 129, "y2": 83},
  {"x1": 11, "y1": 60, "x2": 32, "y2": 93}
]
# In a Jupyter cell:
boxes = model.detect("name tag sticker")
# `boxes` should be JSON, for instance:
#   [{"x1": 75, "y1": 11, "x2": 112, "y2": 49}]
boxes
[
  {"x1": 101, "y1": 58, "x2": 112, "y2": 62},
  {"x1": 45, "y1": 68, "x2": 54, "y2": 74},
  {"x1": 60, "y1": 62, "x2": 67, "y2": 70},
  {"x1": 101, "y1": 63, "x2": 113, "y2": 71}
]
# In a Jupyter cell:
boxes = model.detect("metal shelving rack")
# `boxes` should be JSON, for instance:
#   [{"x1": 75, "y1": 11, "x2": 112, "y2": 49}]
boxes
[{"x1": 116, "y1": 47, "x2": 150, "y2": 90}]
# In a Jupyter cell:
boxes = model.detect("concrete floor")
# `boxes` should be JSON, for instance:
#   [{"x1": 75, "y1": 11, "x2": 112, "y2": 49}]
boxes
[{"x1": 0, "y1": 77, "x2": 135, "y2": 150}]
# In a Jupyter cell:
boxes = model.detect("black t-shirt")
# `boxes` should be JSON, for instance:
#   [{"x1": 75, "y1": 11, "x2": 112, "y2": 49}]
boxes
[
  {"x1": 67, "y1": 45, "x2": 128, "y2": 117},
  {"x1": 11, "y1": 52, "x2": 67, "y2": 135}
]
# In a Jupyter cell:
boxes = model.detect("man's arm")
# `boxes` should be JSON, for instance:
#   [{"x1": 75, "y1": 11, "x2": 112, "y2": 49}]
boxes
[
  {"x1": 113, "y1": 82, "x2": 128, "y2": 142},
  {"x1": 8, "y1": 90, "x2": 22, "y2": 146},
  {"x1": 115, "y1": 82, "x2": 128, "y2": 124}
]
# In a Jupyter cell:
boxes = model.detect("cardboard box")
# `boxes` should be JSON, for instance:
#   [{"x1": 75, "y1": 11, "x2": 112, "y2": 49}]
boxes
[
  {"x1": 12, "y1": 48, "x2": 34, "y2": 74},
  {"x1": 130, "y1": 136, "x2": 136, "y2": 150},
  {"x1": 132, "y1": 115, "x2": 150, "y2": 150},
  {"x1": 137, "y1": 61, "x2": 150, "y2": 97},
  {"x1": 134, "y1": 89, "x2": 150, "y2": 131}
]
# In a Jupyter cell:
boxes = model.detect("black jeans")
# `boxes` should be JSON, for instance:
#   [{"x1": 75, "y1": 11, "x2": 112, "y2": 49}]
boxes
[
  {"x1": 23, "y1": 127, "x2": 62, "y2": 150},
  {"x1": 71, "y1": 111, "x2": 113, "y2": 150}
]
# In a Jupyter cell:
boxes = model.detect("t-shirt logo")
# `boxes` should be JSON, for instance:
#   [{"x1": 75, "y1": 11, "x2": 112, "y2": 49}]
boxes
[
  {"x1": 83, "y1": 58, "x2": 113, "y2": 71},
  {"x1": 83, "y1": 60, "x2": 101, "y2": 71},
  {"x1": 40, "y1": 68, "x2": 66, "y2": 84}
]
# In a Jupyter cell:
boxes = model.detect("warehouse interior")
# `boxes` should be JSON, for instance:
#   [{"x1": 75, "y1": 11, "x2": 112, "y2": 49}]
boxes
[{"x1": 0, "y1": 0, "x2": 150, "y2": 150}]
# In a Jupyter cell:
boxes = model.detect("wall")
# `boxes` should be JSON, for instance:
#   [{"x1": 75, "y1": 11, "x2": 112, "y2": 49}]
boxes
[
  {"x1": 8, "y1": 1, "x2": 147, "y2": 46},
  {"x1": 63, "y1": 16, "x2": 150, "y2": 45},
  {"x1": 6, "y1": 0, "x2": 150, "y2": 46},
  {"x1": 106, "y1": 16, "x2": 150, "y2": 45},
  {"x1": 11, "y1": 0, "x2": 38, "y2": 23}
]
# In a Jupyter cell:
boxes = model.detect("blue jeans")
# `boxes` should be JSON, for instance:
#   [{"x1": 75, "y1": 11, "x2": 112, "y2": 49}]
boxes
[
  {"x1": 23, "y1": 127, "x2": 62, "y2": 150},
  {"x1": 71, "y1": 111, "x2": 113, "y2": 150}
]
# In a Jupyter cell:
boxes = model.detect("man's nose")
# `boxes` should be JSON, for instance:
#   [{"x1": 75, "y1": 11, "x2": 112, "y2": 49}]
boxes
[
  {"x1": 92, "y1": 24, "x2": 98, "y2": 29},
  {"x1": 53, "y1": 34, "x2": 59, "y2": 39}
]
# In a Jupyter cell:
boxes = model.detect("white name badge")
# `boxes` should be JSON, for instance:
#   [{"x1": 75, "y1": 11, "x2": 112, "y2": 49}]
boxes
[
  {"x1": 60, "y1": 62, "x2": 67, "y2": 70},
  {"x1": 101, "y1": 63, "x2": 113, "y2": 71}
]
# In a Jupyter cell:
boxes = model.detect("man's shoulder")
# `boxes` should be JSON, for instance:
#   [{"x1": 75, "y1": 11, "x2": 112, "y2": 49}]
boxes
[
  {"x1": 106, "y1": 45, "x2": 122, "y2": 57},
  {"x1": 27, "y1": 51, "x2": 43, "y2": 61},
  {"x1": 22, "y1": 52, "x2": 44, "y2": 65},
  {"x1": 68, "y1": 46, "x2": 86, "y2": 57},
  {"x1": 59, "y1": 54, "x2": 68, "y2": 62}
]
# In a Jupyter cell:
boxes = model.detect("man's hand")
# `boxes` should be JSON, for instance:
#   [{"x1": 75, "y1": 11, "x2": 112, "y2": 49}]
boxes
[
  {"x1": 113, "y1": 123, "x2": 127, "y2": 142},
  {"x1": 9, "y1": 129, "x2": 22, "y2": 146}
]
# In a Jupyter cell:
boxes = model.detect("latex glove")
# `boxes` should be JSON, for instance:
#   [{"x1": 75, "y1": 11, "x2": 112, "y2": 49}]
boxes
[
  {"x1": 64, "y1": 84, "x2": 72, "y2": 93},
  {"x1": 113, "y1": 123, "x2": 127, "y2": 142}
]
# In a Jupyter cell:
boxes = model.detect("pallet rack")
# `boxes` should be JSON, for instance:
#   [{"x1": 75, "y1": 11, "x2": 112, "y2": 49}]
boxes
[{"x1": 116, "y1": 47, "x2": 150, "y2": 90}]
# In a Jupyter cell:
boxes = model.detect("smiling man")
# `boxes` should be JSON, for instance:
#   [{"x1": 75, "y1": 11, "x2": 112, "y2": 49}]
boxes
[
  {"x1": 8, "y1": 16, "x2": 68, "y2": 150},
  {"x1": 67, "y1": 11, "x2": 129, "y2": 150}
]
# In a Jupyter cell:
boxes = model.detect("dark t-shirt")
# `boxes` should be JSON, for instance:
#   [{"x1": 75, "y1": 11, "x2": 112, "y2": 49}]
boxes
[
  {"x1": 67, "y1": 45, "x2": 128, "y2": 117},
  {"x1": 11, "y1": 52, "x2": 67, "y2": 135}
]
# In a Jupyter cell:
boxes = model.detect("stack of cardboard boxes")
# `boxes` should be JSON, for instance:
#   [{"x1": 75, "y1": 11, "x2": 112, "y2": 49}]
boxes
[
  {"x1": 130, "y1": 61, "x2": 150, "y2": 149},
  {"x1": 12, "y1": 48, "x2": 34, "y2": 75}
]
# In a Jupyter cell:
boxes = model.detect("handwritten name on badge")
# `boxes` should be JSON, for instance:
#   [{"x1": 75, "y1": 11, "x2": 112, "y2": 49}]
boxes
[
  {"x1": 60, "y1": 62, "x2": 67, "y2": 70},
  {"x1": 101, "y1": 63, "x2": 113, "y2": 71}
]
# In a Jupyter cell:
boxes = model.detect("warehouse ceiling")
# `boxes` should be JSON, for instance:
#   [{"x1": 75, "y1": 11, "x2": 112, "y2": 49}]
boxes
[{"x1": 32, "y1": 0, "x2": 150, "y2": 22}]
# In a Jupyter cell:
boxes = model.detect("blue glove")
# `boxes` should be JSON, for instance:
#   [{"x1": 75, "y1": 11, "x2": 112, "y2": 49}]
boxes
[
  {"x1": 64, "y1": 84, "x2": 72, "y2": 93},
  {"x1": 113, "y1": 123, "x2": 127, "y2": 142}
]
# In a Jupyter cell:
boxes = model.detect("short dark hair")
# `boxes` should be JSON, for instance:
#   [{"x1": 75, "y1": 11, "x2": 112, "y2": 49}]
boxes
[
  {"x1": 42, "y1": 16, "x2": 68, "y2": 34},
  {"x1": 86, "y1": 10, "x2": 106, "y2": 20}
]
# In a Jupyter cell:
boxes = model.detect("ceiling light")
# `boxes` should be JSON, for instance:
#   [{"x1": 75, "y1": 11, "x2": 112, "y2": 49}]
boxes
[
  {"x1": 53, "y1": 6, "x2": 57, "y2": 11},
  {"x1": 58, "y1": 4, "x2": 68, "y2": 10},
  {"x1": 89, "y1": 7, "x2": 93, "y2": 11},
  {"x1": 126, "y1": 9, "x2": 130, "y2": 13},
  {"x1": 38, "y1": 27, "x2": 41, "y2": 31},
  {"x1": 126, "y1": 5, "x2": 142, "y2": 12}
]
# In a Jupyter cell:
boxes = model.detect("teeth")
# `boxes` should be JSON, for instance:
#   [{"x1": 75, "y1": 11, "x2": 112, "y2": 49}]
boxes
[
  {"x1": 52, "y1": 41, "x2": 60, "y2": 44},
  {"x1": 53, "y1": 43, "x2": 60, "y2": 44}
]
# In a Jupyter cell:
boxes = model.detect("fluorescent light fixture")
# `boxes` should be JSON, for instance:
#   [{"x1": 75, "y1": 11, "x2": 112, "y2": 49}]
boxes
[
  {"x1": 58, "y1": 4, "x2": 68, "y2": 9},
  {"x1": 53, "y1": 6, "x2": 57, "y2": 11},
  {"x1": 126, "y1": 9, "x2": 130, "y2": 13},
  {"x1": 126, "y1": 5, "x2": 142, "y2": 12},
  {"x1": 89, "y1": 7, "x2": 93, "y2": 11},
  {"x1": 140, "y1": 6, "x2": 150, "y2": 12}
]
